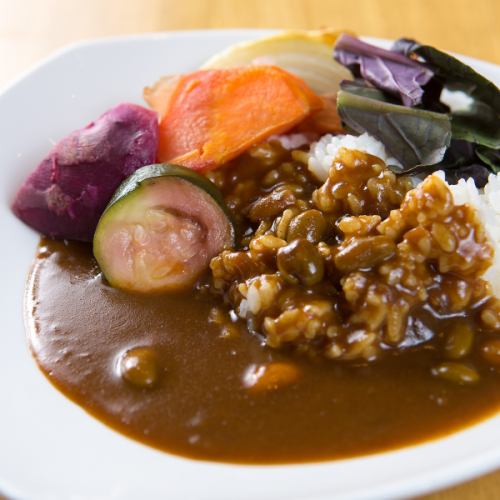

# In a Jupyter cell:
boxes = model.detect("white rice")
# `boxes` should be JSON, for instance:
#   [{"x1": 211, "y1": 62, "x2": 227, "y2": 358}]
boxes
[
  {"x1": 307, "y1": 132, "x2": 402, "y2": 182},
  {"x1": 444, "y1": 171, "x2": 500, "y2": 297},
  {"x1": 306, "y1": 132, "x2": 500, "y2": 297}
]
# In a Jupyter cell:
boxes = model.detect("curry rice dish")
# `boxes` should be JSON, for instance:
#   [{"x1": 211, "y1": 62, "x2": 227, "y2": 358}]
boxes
[{"x1": 14, "y1": 31, "x2": 500, "y2": 463}]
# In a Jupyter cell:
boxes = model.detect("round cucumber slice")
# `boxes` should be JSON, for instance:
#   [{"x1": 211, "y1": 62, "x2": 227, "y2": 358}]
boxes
[{"x1": 93, "y1": 164, "x2": 234, "y2": 293}]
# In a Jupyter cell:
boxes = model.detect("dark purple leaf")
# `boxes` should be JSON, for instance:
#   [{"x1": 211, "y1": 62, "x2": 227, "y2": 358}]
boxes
[
  {"x1": 334, "y1": 34, "x2": 434, "y2": 107},
  {"x1": 444, "y1": 164, "x2": 491, "y2": 188},
  {"x1": 441, "y1": 140, "x2": 476, "y2": 168},
  {"x1": 391, "y1": 38, "x2": 419, "y2": 57}
]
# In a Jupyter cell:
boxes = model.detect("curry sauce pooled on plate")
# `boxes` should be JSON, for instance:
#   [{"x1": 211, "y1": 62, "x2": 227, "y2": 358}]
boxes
[{"x1": 16, "y1": 30, "x2": 500, "y2": 463}]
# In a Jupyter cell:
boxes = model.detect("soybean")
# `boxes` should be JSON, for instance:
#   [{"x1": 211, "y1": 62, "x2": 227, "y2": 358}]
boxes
[
  {"x1": 334, "y1": 236, "x2": 396, "y2": 273},
  {"x1": 119, "y1": 346, "x2": 160, "y2": 389},
  {"x1": 481, "y1": 339, "x2": 500, "y2": 366},
  {"x1": 444, "y1": 323, "x2": 474, "y2": 359},
  {"x1": 432, "y1": 362, "x2": 479, "y2": 385},
  {"x1": 277, "y1": 239, "x2": 324, "y2": 286},
  {"x1": 243, "y1": 362, "x2": 301, "y2": 393},
  {"x1": 287, "y1": 210, "x2": 327, "y2": 244}
]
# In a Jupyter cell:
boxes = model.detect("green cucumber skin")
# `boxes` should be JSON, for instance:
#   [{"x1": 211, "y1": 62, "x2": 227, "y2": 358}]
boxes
[
  {"x1": 93, "y1": 164, "x2": 237, "y2": 276},
  {"x1": 100, "y1": 162, "x2": 236, "y2": 237}
]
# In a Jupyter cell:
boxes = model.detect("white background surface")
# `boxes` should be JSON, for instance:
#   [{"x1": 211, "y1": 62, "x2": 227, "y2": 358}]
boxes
[{"x1": 1, "y1": 30, "x2": 500, "y2": 500}]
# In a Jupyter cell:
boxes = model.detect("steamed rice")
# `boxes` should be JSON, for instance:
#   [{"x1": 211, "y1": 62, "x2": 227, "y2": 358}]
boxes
[
  {"x1": 307, "y1": 133, "x2": 500, "y2": 298},
  {"x1": 446, "y1": 171, "x2": 500, "y2": 297},
  {"x1": 308, "y1": 132, "x2": 401, "y2": 181}
]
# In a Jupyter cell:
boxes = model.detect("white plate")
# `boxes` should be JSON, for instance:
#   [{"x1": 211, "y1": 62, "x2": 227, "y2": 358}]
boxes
[{"x1": 1, "y1": 30, "x2": 500, "y2": 500}]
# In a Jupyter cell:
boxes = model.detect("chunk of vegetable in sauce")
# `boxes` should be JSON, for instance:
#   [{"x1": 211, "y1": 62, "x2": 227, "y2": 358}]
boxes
[
  {"x1": 444, "y1": 323, "x2": 474, "y2": 359},
  {"x1": 277, "y1": 239, "x2": 324, "y2": 286},
  {"x1": 287, "y1": 209, "x2": 327, "y2": 243},
  {"x1": 481, "y1": 340, "x2": 500, "y2": 366},
  {"x1": 243, "y1": 362, "x2": 301, "y2": 392},
  {"x1": 93, "y1": 164, "x2": 234, "y2": 293},
  {"x1": 119, "y1": 346, "x2": 160, "y2": 389},
  {"x1": 431, "y1": 362, "x2": 479, "y2": 385}
]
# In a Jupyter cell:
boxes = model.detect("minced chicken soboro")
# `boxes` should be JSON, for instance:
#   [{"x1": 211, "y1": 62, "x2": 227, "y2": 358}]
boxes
[{"x1": 27, "y1": 142, "x2": 500, "y2": 463}]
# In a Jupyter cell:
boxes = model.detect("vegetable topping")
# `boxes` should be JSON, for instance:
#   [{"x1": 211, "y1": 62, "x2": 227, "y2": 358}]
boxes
[
  {"x1": 12, "y1": 103, "x2": 158, "y2": 241},
  {"x1": 333, "y1": 34, "x2": 500, "y2": 183},
  {"x1": 334, "y1": 33, "x2": 434, "y2": 106},
  {"x1": 93, "y1": 164, "x2": 234, "y2": 293},
  {"x1": 144, "y1": 66, "x2": 323, "y2": 171},
  {"x1": 336, "y1": 89, "x2": 452, "y2": 168}
]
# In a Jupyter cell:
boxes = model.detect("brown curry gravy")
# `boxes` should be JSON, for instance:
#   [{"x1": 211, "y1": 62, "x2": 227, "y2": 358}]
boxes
[{"x1": 27, "y1": 238, "x2": 500, "y2": 464}]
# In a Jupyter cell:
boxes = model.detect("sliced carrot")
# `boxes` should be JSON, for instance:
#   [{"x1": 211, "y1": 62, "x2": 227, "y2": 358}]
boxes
[
  {"x1": 142, "y1": 75, "x2": 180, "y2": 119},
  {"x1": 295, "y1": 93, "x2": 344, "y2": 135},
  {"x1": 144, "y1": 66, "x2": 323, "y2": 171}
]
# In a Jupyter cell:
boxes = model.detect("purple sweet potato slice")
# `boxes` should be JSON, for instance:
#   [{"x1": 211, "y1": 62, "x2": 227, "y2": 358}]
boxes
[{"x1": 12, "y1": 103, "x2": 159, "y2": 242}]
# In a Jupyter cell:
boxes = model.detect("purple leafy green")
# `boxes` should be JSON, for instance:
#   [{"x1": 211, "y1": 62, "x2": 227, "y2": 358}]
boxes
[
  {"x1": 333, "y1": 34, "x2": 499, "y2": 181},
  {"x1": 444, "y1": 165, "x2": 491, "y2": 188},
  {"x1": 441, "y1": 140, "x2": 476, "y2": 168},
  {"x1": 438, "y1": 140, "x2": 493, "y2": 187},
  {"x1": 334, "y1": 34, "x2": 434, "y2": 106}
]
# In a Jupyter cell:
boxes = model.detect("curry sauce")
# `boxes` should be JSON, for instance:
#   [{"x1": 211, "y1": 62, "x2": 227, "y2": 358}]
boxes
[{"x1": 26, "y1": 239, "x2": 500, "y2": 463}]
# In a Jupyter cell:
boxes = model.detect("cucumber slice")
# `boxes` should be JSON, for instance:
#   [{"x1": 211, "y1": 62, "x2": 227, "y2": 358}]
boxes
[{"x1": 93, "y1": 164, "x2": 234, "y2": 293}]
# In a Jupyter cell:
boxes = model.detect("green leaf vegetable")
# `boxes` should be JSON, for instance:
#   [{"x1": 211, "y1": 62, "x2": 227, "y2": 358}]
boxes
[
  {"x1": 394, "y1": 39, "x2": 500, "y2": 150},
  {"x1": 337, "y1": 90, "x2": 451, "y2": 170},
  {"x1": 334, "y1": 36, "x2": 499, "y2": 183},
  {"x1": 475, "y1": 146, "x2": 500, "y2": 173}
]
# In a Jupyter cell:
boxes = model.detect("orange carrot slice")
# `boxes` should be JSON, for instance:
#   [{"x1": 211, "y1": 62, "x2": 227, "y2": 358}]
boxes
[
  {"x1": 144, "y1": 66, "x2": 323, "y2": 171},
  {"x1": 296, "y1": 93, "x2": 344, "y2": 135}
]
